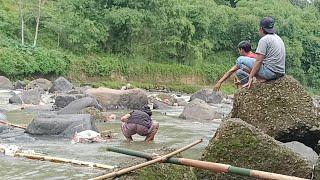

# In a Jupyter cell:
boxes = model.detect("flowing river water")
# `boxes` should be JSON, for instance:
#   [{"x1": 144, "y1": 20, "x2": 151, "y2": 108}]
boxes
[{"x1": 0, "y1": 90, "x2": 225, "y2": 179}]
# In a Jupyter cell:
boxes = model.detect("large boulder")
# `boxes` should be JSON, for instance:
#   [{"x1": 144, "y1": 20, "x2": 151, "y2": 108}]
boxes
[
  {"x1": 231, "y1": 76, "x2": 320, "y2": 152},
  {"x1": 58, "y1": 96, "x2": 103, "y2": 114},
  {"x1": 49, "y1": 77, "x2": 74, "y2": 93},
  {"x1": 20, "y1": 88, "x2": 43, "y2": 105},
  {"x1": 86, "y1": 88, "x2": 148, "y2": 110},
  {"x1": 25, "y1": 113, "x2": 97, "y2": 137},
  {"x1": 26, "y1": 78, "x2": 52, "y2": 91},
  {"x1": 0, "y1": 76, "x2": 12, "y2": 89},
  {"x1": 54, "y1": 94, "x2": 86, "y2": 109},
  {"x1": 196, "y1": 118, "x2": 313, "y2": 179},
  {"x1": 179, "y1": 98, "x2": 222, "y2": 120},
  {"x1": 190, "y1": 88, "x2": 223, "y2": 104}
]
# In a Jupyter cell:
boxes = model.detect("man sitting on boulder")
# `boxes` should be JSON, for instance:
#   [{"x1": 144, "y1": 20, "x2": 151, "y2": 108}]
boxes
[
  {"x1": 120, "y1": 105, "x2": 159, "y2": 142},
  {"x1": 247, "y1": 16, "x2": 286, "y2": 88}
]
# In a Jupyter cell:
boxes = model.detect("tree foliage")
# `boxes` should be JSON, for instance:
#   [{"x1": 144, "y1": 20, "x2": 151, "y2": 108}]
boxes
[{"x1": 0, "y1": 0, "x2": 319, "y2": 88}]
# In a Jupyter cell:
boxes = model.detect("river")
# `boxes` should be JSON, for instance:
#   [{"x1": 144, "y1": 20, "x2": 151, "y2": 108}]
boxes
[{"x1": 0, "y1": 90, "x2": 223, "y2": 179}]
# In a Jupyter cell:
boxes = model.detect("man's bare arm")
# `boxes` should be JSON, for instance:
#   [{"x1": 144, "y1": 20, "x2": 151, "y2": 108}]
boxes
[
  {"x1": 213, "y1": 65, "x2": 239, "y2": 91},
  {"x1": 121, "y1": 114, "x2": 131, "y2": 122}
]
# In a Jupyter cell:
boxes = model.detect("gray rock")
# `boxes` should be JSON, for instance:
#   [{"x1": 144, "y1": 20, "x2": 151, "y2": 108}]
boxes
[
  {"x1": 282, "y1": 141, "x2": 318, "y2": 164},
  {"x1": 26, "y1": 78, "x2": 52, "y2": 91},
  {"x1": 0, "y1": 76, "x2": 12, "y2": 89},
  {"x1": 176, "y1": 97, "x2": 188, "y2": 106},
  {"x1": 58, "y1": 96, "x2": 103, "y2": 114},
  {"x1": 190, "y1": 88, "x2": 223, "y2": 104},
  {"x1": 26, "y1": 113, "x2": 97, "y2": 137},
  {"x1": 14, "y1": 80, "x2": 25, "y2": 90},
  {"x1": 21, "y1": 88, "x2": 43, "y2": 104},
  {"x1": 49, "y1": 77, "x2": 74, "y2": 93},
  {"x1": 54, "y1": 94, "x2": 85, "y2": 109},
  {"x1": 86, "y1": 88, "x2": 148, "y2": 110},
  {"x1": 179, "y1": 98, "x2": 222, "y2": 120},
  {"x1": 9, "y1": 94, "x2": 23, "y2": 104}
]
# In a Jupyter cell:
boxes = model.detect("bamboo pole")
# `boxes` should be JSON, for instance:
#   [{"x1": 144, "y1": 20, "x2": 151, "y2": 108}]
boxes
[
  {"x1": 0, "y1": 146, "x2": 115, "y2": 170},
  {"x1": 91, "y1": 139, "x2": 203, "y2": 180},
  {"x1": 0, "y1": 120, "x2": 26, "y2": 129},
  {"x1": 107, "y1": 147, "x2": 309, "y2": 180},
  {"x1": 14, "y1": 153, "x2": 115, "y2": 169}
]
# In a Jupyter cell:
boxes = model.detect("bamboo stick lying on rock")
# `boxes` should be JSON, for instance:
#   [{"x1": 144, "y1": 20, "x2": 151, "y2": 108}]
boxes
[
  {"x1": 107, "y1": 146, "x2": 309, "y2": 180},
  {"x1": 91, "y1": 139, "x2": 203, "y2": 180},
  {"x1": 0, "y1": 120, "x2": 26, "y2": 129}
]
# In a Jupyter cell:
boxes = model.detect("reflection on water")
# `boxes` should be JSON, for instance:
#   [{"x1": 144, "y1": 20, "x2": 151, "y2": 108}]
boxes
[{"x1": 1, "y1": 107, "x2": 220, "y2": 179}]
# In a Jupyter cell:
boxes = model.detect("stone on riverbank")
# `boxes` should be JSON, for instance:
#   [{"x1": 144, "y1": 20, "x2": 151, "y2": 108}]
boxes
[
  {"x1": 9, "y1": 94, "x2": 23, "y2": 104},
  {"x1": 49, "y1": 77, "x2": 74, "y2": 93},
  {"x1": 26, "y1": 78, "x2": 52, "y2": 91},
  {"x1": 21, "y1": 88, "x2": 43, "y2": 105},
  {"x1": 54, "y1": 93, "x2": 85, "y2": 109},
  {"x1": 86, "y1": 88, "x2": 148, "y2": 110},
  {"x1": 26, "y1": 113, "x2": 97, "y2": 137},
  {"x1": 190, "y1": 88, "x2": 223, "y2": 104},
  {"x1": 0, "y1": 76, "x2": 12, "y2": 89},
  {"x1": 196, "y1": 118, "x2": 312, "y2": 179},
  {"x1": 58, "y1": 96, "x2": 103, "y2": 114},
  {"x1": 231, "y1": 76, "x2": 320, "y2": 152},
  {"x1": 179, "y1": 98, "x2": 221, "y2": 120}
]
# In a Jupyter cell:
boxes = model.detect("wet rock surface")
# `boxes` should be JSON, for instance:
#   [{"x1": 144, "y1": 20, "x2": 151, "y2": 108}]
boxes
[
  {"x1": 49, "y1": 77, "x2": 74, "y2": 93},
  {"x1": 0, "y1": 76, "x2": 13, "y2": 90},
  {"x1": 179, "y1": 98, "x2": 222, "y2": 120},
  {"x1": 231, "y1": 76, "x2": 320, "y2": 152},
  {"x1": 54, "y1": 93, "x2": 85, "y2": 109},
  {"x1": 190, "y1": 88, "x2": 223, "y2": 104},
  {"x1": 26, "y1": 78, "x2": 52, "y2": 91},
  {"x1": 86, "y1": 88, "x2": 148, "y2": 110},
  {"x1": 25, "y1": 113, "x2": 97, "y2": 137},
  {"x1": 196, "y1": 118, "x2": 313, "y2": 180},
  {"x1": 57, "y1": 96, "x2": 103, "y2": 114}
]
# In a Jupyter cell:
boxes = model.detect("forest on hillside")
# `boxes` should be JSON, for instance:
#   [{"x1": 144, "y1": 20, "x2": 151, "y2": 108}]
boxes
[{"x1": 0, "y1": 0, "x2": 319, "y2": 91}]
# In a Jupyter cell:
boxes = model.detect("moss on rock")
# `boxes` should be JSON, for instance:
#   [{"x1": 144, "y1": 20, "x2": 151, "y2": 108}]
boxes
[
  {"x1": 120, "y1": 163, "x2": 197, "y2": 180},
  {"x1": 231, "y1": 76, "x2": 320, "y2": 150},
  {"x1": 196, "y1": 118, "x2": 312, "y2": 180}
]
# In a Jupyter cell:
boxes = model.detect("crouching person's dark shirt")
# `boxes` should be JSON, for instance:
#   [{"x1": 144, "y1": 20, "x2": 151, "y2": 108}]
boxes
[{"x1": 127, "y1": 110, "x2": 152, "y2": 129}]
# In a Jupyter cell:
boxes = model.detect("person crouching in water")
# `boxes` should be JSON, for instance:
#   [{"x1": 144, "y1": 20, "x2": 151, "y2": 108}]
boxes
[{"x1": 120, "y1": 105, "x2": 159, "y2": 142}]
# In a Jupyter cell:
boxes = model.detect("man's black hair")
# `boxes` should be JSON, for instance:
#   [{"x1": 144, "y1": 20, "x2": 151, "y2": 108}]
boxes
[
  {"x1": 140, "y1": 105, "x2": 152, "y2": 117},
  {"x1": 237, "y1": 41, "x2": 252, "y2": 53}
]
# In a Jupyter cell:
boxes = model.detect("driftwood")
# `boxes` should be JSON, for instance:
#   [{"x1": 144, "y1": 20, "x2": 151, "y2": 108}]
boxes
[{"x1": 91, "y1": 139, "x2": 203, "y2": 180}]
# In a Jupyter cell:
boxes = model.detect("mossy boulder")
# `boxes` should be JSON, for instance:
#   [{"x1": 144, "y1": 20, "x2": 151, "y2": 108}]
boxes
[
  {"x1": 196, "y1": 118, "x2": 312, "y2": 180},
  {"x1": 314, "y1": 158, "x2": 320, "y2": 179},
  {"x1": 231, "y1": 76, "x2": 320, "y2": 151}
]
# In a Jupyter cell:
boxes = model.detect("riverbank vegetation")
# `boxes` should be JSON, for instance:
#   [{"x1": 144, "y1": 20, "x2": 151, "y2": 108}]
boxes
[{"x1": 0, "y1": 0, "x2": 319, "y2": 94}]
